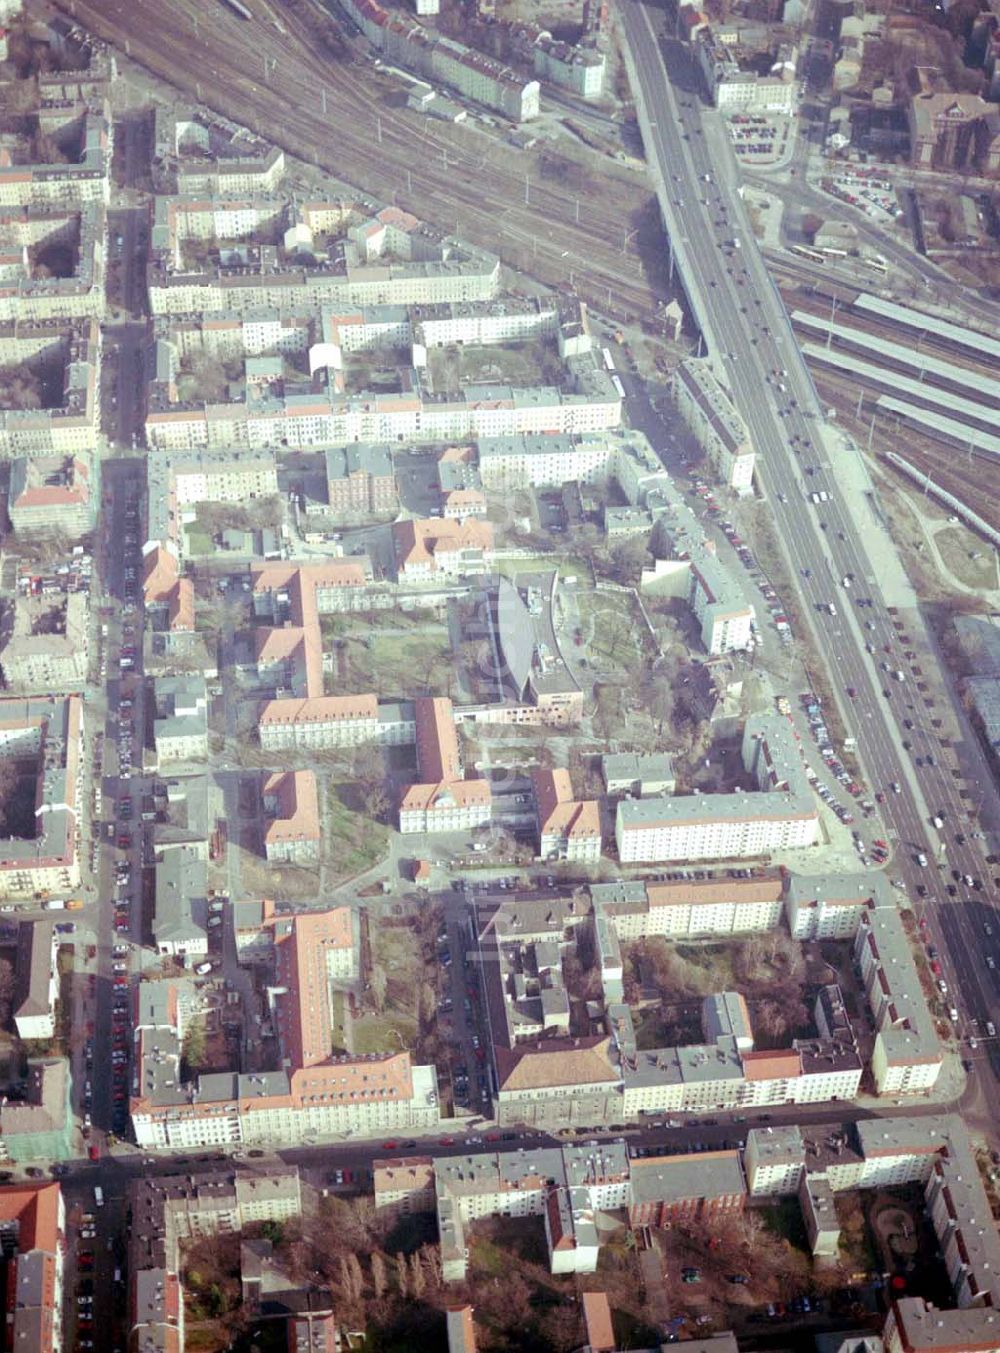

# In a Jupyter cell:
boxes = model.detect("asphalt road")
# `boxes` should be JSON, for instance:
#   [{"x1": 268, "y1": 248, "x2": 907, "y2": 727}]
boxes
[{"x1": 618, "y1": 3, "x2": 1000, "y2": 1124}]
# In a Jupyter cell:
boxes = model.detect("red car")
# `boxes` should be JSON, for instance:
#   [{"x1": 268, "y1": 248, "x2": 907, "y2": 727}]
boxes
[
  {"x1": 381, "y1": 1141, "x2": 398, "y2": 1150},
  {"x1": 931, "y1": 961, "x2": 943, "y2": 977},
  {"x1": 88, "y1": 1145, "x2": 99, "y2": 1161}
]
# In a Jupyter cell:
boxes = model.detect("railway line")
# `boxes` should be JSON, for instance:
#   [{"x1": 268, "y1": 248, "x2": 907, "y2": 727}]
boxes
[
  {"x1": 805, "y1": 361, "x2": 1000, "y2": 534},
  {"x1": 58, "y1": 0, "x2": 666, "y2": 323}
]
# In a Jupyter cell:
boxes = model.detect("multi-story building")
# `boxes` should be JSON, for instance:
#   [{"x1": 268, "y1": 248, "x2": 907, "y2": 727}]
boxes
[
  {"x1": 908, "y1": 84, "x2": 1000, "y2": 176},
  {"x1": 7, "y1": 452, "x2": 95, "y2": 536},
  {"x1": 343, "y1": 0, "x2": 540, "y2": 121},
  {"x1": 0, "y1": 591, "x2": 89, "y2": 691},
  {"x1": 12, "y1": 919, "x2": 58, "y2": 1039},
  {"x1": 0, "y1": 694, "x2": 82, "y2": 900},
  {"x1": 262, "y1": 770, "x2": 321, "y2": 865},
  {"x1": 393, "y1": 516, "x2": 494, "y2": 580},
  {"x1": 695, "y1": 30, "x2": 799, "y2": 112},
  {"x1": 532, "y1": 767, "x2": 601, "y2": 862},
  {"x1": 0, "y1": 318, "x2": 100, "y2": 456},
  {"x1": 596, "y1": 873, "x2": 786, "y2": 940},
  {"x1": 673, "y1": 359, "x2": 755, "y2": 495},
  {"x1": 854, "y1": 905, "x2": 943, "y2": 1095},
  {"x1": 153, "y1": 675, "x2": 209, "y2": 764},
  {"x1": 627, "y1": 1150, "x2": 746, "y2": 1226},
  {"x1": 148, "y1": 197, "x2": 500, "y2": 317},
  {"x1": 786, "y1": 870, "x2": 893, "y2": 940},
  {"x1": 615, "y1": 714, "x2": 817, "y2": 863},
  {"x1": 151, "y1": 849, "x2": 209, "y2": 965},
  {"x1": 0, "y1": 1183, "x2": 66, "y2": 1353},
  {"x1": 399, "y1": 696, "x2": 492, "y2": 833},
  {"x1": 601, "y1": 752, "x2": 675, "y2": 798},
  {"x1": 0, "y1": 1058, "x2": 74, "y2": 1163},
  {"x1": 0, "y1": 203, "x2": 107, "y2": 322},
  {"x1": 153, "y1": 108, "x2": 286, "y2": 196},
  {"x1": 483, "y1": 573, "x2": 584, "y2": 726},
  {"x1": 324, "y1": 444, "x2": 397, "y2": 517},
  {"x1": 0, "y1": 99, "x2": 112, "y2": 208},
  {"x1": 129, "y1": 1168, "x2": 301, "y2": 1353},
  {"x1": 258, "y1": 694, "x2": 416, "y2": 752},
  {"x1": 249, "y1": 560, "x2": 368, "y2": 699},
  {"x1": 144, "y1": 447, "x2": 279, "y2": 554}
]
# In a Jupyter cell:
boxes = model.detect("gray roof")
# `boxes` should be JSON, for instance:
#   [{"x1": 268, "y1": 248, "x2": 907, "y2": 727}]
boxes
[
  {"x1": 14, "y1": 920, "x2": 55, "y2": 1020},
  {"x1": 495, "y1": 575, "x2": 534, "y2": 697},
  {"x1": 630, "y1": 1150, "x2": 746, "y2": 1206},
  {"x1": 153, "y1": 850, "x2": 208, "y2": 944}
]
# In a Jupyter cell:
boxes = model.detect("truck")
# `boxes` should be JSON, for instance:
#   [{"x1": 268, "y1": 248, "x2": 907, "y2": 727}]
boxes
[{"x1": 43, "y1": 899, "x2": 66, "y2": 910}]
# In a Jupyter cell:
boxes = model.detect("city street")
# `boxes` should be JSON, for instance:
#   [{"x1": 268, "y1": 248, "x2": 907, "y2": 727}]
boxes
[{"x1": 617, "y1": 1, "x2": 1000, "y2": 1124}]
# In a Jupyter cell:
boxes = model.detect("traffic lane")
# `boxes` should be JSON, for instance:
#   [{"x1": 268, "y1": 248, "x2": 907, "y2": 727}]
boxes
[{"x1": 631, "y1": 3, "x2": 999, "y2": 1106}]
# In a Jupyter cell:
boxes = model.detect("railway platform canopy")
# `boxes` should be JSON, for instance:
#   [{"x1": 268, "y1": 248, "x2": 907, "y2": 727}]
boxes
[{"x1": 852, "y1": 293, "x2": 1000, "y2": 365}]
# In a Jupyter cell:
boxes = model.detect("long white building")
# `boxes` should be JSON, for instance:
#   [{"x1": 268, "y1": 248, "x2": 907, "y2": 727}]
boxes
[{"x1": 616, "y1": 714, "x2": 818, "y2": 864}]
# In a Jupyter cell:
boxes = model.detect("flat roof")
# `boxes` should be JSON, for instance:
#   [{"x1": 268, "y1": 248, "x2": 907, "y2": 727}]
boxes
[
  {"x1": 875, "y1": 396, "x2": 1000, "y2": 458},
  {"x1": 853, "y1": 292, "x2": 1000, "y2": 364}
]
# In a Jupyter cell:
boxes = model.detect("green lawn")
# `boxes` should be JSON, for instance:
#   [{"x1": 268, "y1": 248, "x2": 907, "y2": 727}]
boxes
[
  {"x1": 352, "y1": 1013, "x2": 417, "y2": 1055},
  {"x1": 331, "y1": 629, "x2": 454, "y2": 698},
  {"x1": 327, "y1": 782, "x2": 389, "y2": 883}
]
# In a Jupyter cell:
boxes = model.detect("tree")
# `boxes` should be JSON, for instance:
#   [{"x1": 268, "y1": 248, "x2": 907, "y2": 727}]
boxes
[
  {"x1": 408, "y1": 1249, "x2": 426, "y2": 1297},
  {"x1": 370, "y1": 1249, "x2": 388, "y2": 1300},
  {"x1": 347, "y1": 1252, "x2": 364, "y2": 1301},
  {"x1": 395, "y1": 1252, "x2": 410, "y2": 1299},
  {"x1": 418, "y1": 982, "x2": 438, "y2": 1028},
  {"x1": 370, "y1": 963, "x2": 388, "y2": 1013}
]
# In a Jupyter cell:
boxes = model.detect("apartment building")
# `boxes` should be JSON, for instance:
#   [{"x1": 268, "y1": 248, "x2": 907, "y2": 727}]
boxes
[
  {"x1": 0, "y1": 317, "x2": 100, "y2": 456},
  {"x1": 344, "y1": 0, "x2": 540, "y2": 121},
  {"x1": 695, "y1": 31, "x2": 799, "y2": 113},
  {"x1": 129, "y1": 1168, "x2": 301, "y2": 1353},
  {"x1": 132, "y1": 892, "x2": 437, "y2": 1147},
  {"x1": 12, "y1": 920, "x2": 58, "y2": 1040},
  {"x1": 153, "y1": 675, "x2": 209, "y2": 764},
  {"x1": 152, "y1": 850, "x2": 209, "y2": 965},
  {"x1": 601, "y1": 752, "x2": 675, "y2": 798},
  {"x1": 153, "y1": 108, "x2": 286, "y2": 196},
  {"x1": 273, "y1": 907, "x2": 359, "y2": 1066},
  {"x1": 0, "y1": 591, "x2": 89, "y2": 691},
  {"x1": 533, "y1": 767, "x2": 601, "y2": 862},
  {"x1": 615, "y1": 714, "x2": 817, "y2": 863},
  {"x1": 262, "y1": 770, "x2": 321, "y2": 865},
  {"x1": 437, "y1": 453, "x2": 486, "y2": 519},
  {"x1": 596, "y1": 873, "x2": 786, "y2": 941},
  {"x1": 394, "y1": 516, "x2": 494, "y2": 580},
  {"x1": 627, "y1": 1150, "x2": 746, "y2": 1226},
  {"x1": 0, "y1": 201, "x2": 106, "y2": 323},
  {"x1": 258, "y1": 693, "x2": 415, "y2": 751},
  {"x1": 0, "y1": 694, "x2": 82, "y2": 900},
  {"x1": 148, "y1": 196, "x2": 500, "y2": 317},
  {"x1": 399, "y1": 696, "x2": 492, "y2": 833},
  {"x1": 411, "y1": 296, "x2": 558, "y2": 349},
  {"x1": 324, "y1": 444, "x2": 397, "y2": 516},
  {"x1": 0, "y1": 1058, "x2": 74, "y2": 1164},
  {"x1": 250, "y1": 559, "x2": 368, "y2": 699},
  {"x1": 786, "y1": 871, "x2": 894, "y2": 940},
  {"x1": 0, "y1": 100, "x2": 112, "y2": 208},
  {"x1": 7, "y1": 453, "x2": 95, "y2": 536},
  {"x1": 144, "y1": 447, "x2": 279, "y2": 554},
  {"x1": 0, "y1": 1183, "x2": 66, "y2": 1353},
  {"x1": 854, "y1": 906, "x2": 943, "y2": 1095},
  {"x1": 673, "y1": 359, "x2": 755, "y2": 494}
]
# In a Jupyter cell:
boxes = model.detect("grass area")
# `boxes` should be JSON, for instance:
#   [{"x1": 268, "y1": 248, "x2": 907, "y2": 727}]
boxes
[
  {"x1": 934, "y1": 526, "x2": 998, "y2": 592},
  {"x1": 495, "y1": 555, "x2": 592, "y2": 581},
  {"x1": 352, "y1": 1012, "x2": 416, "y2": 1055},
  {"x1": 327, "y1": 781, "x2": 389, "y2": 883},
  {"x1": 352, "y1": 923, "x2": 425, "y2": 1054},
  {"x1": 330, "y1": 989, "x2": 349, "y2": 1053},
  {"x1": 576, "y1": 589, "x2": 648, "y2": 669},
  {"x1": 427, "y1": 339, "x2": 564, "y2": 396},
  {"x1": 330, "y1": 628, "x2": 454, "y2": 699}
]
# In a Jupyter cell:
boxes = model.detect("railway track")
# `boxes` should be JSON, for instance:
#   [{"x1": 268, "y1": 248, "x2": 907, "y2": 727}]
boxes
[
  {"x1": 58, "y1": 0, "x2": 666, "y2": 323},
  {"x1": 806, "y1": 362, "x2": 1000, "y2": 534}
]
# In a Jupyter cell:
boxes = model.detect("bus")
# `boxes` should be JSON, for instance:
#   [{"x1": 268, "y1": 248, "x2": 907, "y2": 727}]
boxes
[
  {"x1": 819, "y1": 246, "x2": 848, "y2": 258},
  {"x1": 94, "y1": 1186, "x2": 104, "y2": 1208},
  {"x1": 791, "y1": 244, "x2": 825, "y2": 264},
  {"x1": 601, "y1": 347, "x2": 616, "y2": 372},
  {"x1": 610, "y1": 374, "x2": 625, "y2": 398}
]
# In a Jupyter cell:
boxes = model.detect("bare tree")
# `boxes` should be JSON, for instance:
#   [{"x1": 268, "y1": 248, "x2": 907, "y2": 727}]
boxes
[
  {"x1": 370, "y1": 1249, "x2": 388, "y2": 1301},
  {"x1": 370, "y1": 964, "x2": 388, "y2": 1013},
  {"x1": 395, "y1": 1253, "x2": 410, "y2": 1299},
  {"x1": 408, "y1": 1249, "x2": 426, "y2": 1297}
]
